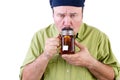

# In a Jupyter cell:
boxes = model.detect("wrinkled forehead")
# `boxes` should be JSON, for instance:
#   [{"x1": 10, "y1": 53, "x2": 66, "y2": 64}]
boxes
[{"x1": 53, "y1": 6, "x2": 83, "y2": 14}]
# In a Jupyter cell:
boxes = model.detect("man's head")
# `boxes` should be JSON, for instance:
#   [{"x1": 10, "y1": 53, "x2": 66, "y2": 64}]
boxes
[
  {"x1": 50, "y1": 0, "x2": 85, "y2": 8},
  {"x1": 50, "y1": 0, "x2": 85, "y2": 35}
]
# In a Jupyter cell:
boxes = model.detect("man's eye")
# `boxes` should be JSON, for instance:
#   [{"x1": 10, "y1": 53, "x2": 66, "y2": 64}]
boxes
[
  {"x1": 70, "y1": 14, "x2": 76, "y2": 18},
  {"x1": 59, "y1": 15, "x2": 65, "y2": 18}
]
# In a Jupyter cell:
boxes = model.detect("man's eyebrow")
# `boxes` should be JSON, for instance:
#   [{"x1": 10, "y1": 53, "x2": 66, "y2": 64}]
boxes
[
  {"x1": 56, "y1": 13, "x2": 66, "y2": 16},
  {"x1": 57, "y1": 12, "x2": 65, "y2": 15},
  {"x1": 70, "y1": 13, "x2": 77, "y2": 15},
  {"x1": 57, "y1": 12, "x2": 77, "y2": 15}
]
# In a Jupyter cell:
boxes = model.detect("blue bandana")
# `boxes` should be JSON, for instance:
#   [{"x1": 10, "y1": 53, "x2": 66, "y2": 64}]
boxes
[{"x1": 50, "y1": 0, "x2": 85, "y2": 8}]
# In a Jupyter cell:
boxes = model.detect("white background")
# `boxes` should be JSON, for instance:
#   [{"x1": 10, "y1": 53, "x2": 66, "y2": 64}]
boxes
[{"x1": 0, "y1": 0, "x2": 120, "y2": 80}]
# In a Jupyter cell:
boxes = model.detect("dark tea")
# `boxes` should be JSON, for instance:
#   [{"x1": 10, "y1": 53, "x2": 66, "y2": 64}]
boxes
[{"x1": 60, "y1": 27, "x2": 75, "y2": 55}]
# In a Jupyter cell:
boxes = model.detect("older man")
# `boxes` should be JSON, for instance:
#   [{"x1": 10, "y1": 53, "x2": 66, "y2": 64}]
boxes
[{"x1": 20, "y1": 0, "x2": 120, "y2": 80}]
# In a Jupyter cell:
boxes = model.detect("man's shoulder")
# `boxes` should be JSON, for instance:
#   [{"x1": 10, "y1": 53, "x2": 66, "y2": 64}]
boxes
[
  {"x1": 33, "y1": 23, "x2": 58, "y2": 38},
  {"x1": 83, "y1": 23, "x2": 105, "y2": 33},
  {"x1": 33, "y1": 23, "x2": 55, "y2": 36},
  {"x1": 82, "y1": 23, "x2": 108, "y2": 38},
  {"x1": 37, "y1": 24, "x2": 55, "y2": 33},
  {"x1": 83, "y1": 23, "x2": 101, "y2": 32}
]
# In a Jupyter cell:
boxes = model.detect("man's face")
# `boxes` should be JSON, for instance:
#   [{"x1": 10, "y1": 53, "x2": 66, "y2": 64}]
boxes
[{"x1": 53, "y1": 6, "x2": 83, "y2": 35}]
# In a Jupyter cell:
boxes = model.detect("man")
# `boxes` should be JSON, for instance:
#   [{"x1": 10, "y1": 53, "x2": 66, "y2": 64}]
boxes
[{"x1": 20, "y1": 0, "x2": 120, "y2": 80}]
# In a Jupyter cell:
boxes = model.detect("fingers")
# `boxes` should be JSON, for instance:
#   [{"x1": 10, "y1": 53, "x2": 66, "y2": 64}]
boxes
[
  {"x1": 62, "y1": 54, "x2": 73, "y2": 63},
  {"x1": 62, "y1": 54, "x2": 79, "y2": 65},
  {"x1": 44, "y1": 36, "x2": 60, "y2": 53},
  {"x1": 75, "y1": 40, "x2": 85, "y2": 50},
  {"x1": 46, "y1": 37, "x2": 60, "y2": 47},
  {"x1": 62, "y1": 54, "x2": 71, "y2": 59},
  {"x1": 62, "y1": 53, "x2": 78, "y2": 60},
  {"x1": 57, "y1": 34, "x2": 61, "y2": 40}
]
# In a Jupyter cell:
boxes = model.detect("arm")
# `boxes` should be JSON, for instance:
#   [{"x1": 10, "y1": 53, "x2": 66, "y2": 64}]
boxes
[
  {"x1": 22, "y1": 37, "x2": 60, "y2": 80},
  {"x1": 22, "y1": 52, "x2": 50, "y2": 80},
  {"x1": 62, "y1": 40, "x2": 115, "y2": 80},
  {"x1": 87, "y1": 58, "x2": 114, "y2": 80}
]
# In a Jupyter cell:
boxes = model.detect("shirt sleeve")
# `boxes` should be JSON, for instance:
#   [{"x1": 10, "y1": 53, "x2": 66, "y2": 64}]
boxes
[
  {"x1": 19, "y1": 31, "x2": 44, "y2": 80},
  {"x1": 97, "y1": 32, "x2": 120, "y2": 80}
]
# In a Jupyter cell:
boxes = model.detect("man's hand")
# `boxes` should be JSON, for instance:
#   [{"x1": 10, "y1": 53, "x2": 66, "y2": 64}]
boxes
[
  {"x1": 61, "y1": 40, "x2": 95, "y2": 67},
  {"x1": 62, "y1": 40, "x2": 115, "y2": 80},
  {"x1": 43, "y1": 37, "x2": 60, "y2": 60}
]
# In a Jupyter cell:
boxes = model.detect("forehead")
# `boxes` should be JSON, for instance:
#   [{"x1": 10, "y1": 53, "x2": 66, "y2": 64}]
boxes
[{"x1": 53, "y1": 6, "x2": 82, "y2": 13}]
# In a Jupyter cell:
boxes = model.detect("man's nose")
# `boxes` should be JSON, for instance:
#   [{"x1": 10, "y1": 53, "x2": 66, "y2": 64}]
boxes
[{"x1": 63, "y1": 16, "x2": 72, "y2": 27}]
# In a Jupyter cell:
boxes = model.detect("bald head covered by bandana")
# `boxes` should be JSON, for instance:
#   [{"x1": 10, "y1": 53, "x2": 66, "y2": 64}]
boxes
[{"x1": 50, "y1": 0, "x2": 85, "y2": 8}]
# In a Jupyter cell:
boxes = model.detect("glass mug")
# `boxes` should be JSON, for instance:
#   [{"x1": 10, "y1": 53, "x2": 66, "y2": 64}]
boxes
[{"x1": 60, "y1": 27, "x2": 75, "y2": 55}]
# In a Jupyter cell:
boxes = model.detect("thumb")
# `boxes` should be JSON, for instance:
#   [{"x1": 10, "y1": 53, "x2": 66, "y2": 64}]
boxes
[{"x1": 75, "y1": 40, "x2": 85, "y2": 50}]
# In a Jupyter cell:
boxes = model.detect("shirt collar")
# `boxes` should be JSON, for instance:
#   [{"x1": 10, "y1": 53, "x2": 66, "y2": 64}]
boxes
[{"x1": 76, "y1": 22, "x2": 84, "y2": 40}]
